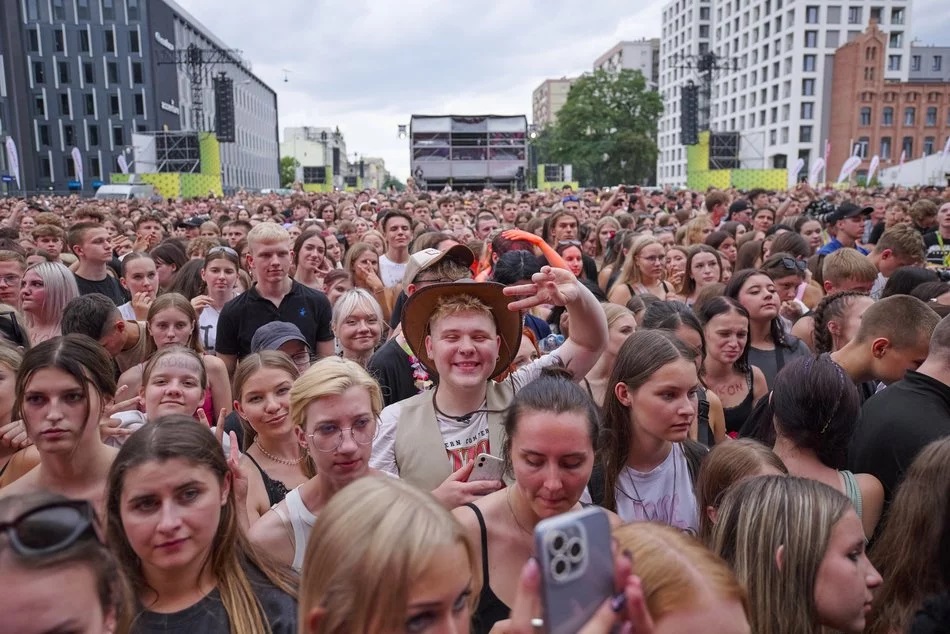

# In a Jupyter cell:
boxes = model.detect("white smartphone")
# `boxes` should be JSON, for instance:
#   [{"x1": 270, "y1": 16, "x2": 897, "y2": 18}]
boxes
[{"x1": 468, "y1": 453, "x2": 506, "y2": 482}]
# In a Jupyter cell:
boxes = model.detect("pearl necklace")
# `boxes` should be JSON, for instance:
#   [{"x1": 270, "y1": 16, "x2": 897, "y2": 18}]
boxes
[{"x1": 254, "y1": 439, "x2": 307, "y2": 466}]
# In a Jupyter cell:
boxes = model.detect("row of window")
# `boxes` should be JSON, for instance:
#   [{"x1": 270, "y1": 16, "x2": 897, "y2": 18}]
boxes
[
  {"x1": 859, "y1": 106, "x2": 950, "y2": 127},
  {"x1": 34, "y1": 90, "x2": 146, "y2": 119},
  {"x1": 911, "y1": 55, "x2": 944, "y2": 73},
  {"x1": 36, "y1": 121, "x2": 127, "y2": 151},
  {"x1": 805, "y1": 5, "x2": 904, "y2": 26},
  {"x1": 852, "y1": 136, "x2": 938, "y2": 160},
  {"x1": 31, "y1": 59, "x2": 144, "y2": 86},
  {"x1": 26, "y1": 0, "x2": 139, "y2": 22},
  {"x1": 36, "y1": 154, "x2": 104, "y2": 181},
  {"x1": 28, "y1": 27, "x2": 141, "y2": 56}
]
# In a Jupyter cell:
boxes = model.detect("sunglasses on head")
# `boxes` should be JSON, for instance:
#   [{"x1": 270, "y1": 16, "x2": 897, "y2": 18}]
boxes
[
  {"x1": 207, "y1": 246, "x2": 239, "y2": 257},
  {"x1": 557, "y1": 240, "x2": 583, "y2": 249},
  {"x1": 780, "y1": 257, "x2": 808, "y2": 272},
  {"x1": 0, "y1": 500, "x2": 99, "y2": 557}
]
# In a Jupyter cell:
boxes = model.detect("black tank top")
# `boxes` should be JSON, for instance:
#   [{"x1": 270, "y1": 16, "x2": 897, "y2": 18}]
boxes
[
  {"x1": 244, "y1": 453, "x2": 291, "y2": 507},
  {"x1": 723, "y1": 368, "x2": 755, "y2": 436},
  {"x1": 465, "y1": 503, "x2": 512, "y2": 634}
]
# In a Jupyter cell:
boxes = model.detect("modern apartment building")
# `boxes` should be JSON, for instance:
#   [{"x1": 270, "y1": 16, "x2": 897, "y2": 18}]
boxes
[
  {"x1": 0, "y1": 0, "x2": 278, "y2": 194},
  {"x1": 658, "y1": 0, "x2": 913, "y2": 187},
  {"x1": 531, "y1": 77, "x2": 576, "y2": 128},
  {"x1": 909, "y1": 45, "x2": 950, "y2": 83},
  {"x1": 593, "y1": 39, "x2": 661, "y2": 87}
]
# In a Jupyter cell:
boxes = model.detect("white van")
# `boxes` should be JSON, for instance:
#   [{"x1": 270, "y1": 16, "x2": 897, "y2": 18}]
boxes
[{"x1": 94, "y1": 184, "x2": 157, "y2": 200}]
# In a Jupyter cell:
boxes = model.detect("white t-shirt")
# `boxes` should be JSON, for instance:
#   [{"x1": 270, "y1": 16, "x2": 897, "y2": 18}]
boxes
[
  {"x1": 614, "y1": 443, "x2": 699, "y2": 534},
  {"x1": 118, "y1": 301, "x2": 136, "y2": 321},
  {"x1": 371, "y1": 353, "x2": 562, "y2": 476},
  {"x1": 198, "y1": 306, "x2": 220, "y2": 353},
  {"x1": 379, "y1": 254, "x2": 408, "y2": 289}
]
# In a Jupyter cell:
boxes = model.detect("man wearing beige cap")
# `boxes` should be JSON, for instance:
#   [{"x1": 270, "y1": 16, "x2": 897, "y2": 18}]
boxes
[{"x1": 367, "y1": 244, "x2": 475, "y2": 406}]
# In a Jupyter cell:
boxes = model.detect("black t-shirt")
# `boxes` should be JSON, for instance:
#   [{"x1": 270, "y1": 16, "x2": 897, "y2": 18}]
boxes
[
  {"x1": 849, "y1": 371, "x2": 950, "y2": 508},
  {"x1": 73, "y1": 273, "x2": 128, "y2": 306},
  {"x1": 923, "y1": 232, "x2": 950, "y2": 266},
  {"x1": 367, "y1": 338, "x2": 424, "y2": 407},
  {"x1": 131, "y1": 564, "x2": 297, "y2": 633},
  {"x1": 389, "y1": 290, "x2": 408, "y2": 329},
  {"x1": 215, "y1": 280, "x2": 333, "y2": 359}
]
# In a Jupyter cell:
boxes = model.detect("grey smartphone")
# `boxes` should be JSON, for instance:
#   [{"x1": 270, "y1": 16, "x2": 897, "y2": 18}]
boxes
[{"x1": 534, "y1": 506, "x2": 614, "y2": 634}]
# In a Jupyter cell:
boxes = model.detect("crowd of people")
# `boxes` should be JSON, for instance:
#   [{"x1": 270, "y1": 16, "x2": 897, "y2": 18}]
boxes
[{"x1": 0, "y1": 179, "x2": 948, "y2": 633}]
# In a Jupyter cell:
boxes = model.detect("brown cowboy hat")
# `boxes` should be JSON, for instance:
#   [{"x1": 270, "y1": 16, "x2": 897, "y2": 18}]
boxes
[{"x1": 402, "y1": 281, "x2": 523, "y2": 380}]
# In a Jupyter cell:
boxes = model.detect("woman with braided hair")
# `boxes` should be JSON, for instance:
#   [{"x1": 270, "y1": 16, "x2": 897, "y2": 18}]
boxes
[{"x1": 811, "y1": 291, "x2": 875, "y2": 354}]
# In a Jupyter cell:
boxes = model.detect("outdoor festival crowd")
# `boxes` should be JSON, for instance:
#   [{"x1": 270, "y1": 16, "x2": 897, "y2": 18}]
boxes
[{"x1": 0, "y1": 177, "x2": 949, "y2": 634}]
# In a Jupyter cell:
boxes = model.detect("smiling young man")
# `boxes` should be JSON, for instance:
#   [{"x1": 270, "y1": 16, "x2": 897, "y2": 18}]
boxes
[
  {"x1": 378, "y1": 210, "x2": 413, "y2": 289},
  {"x1": 68, "y1": 222, "x2": 128, "y2": 306},
  {"x1": 370, "y1": 267, "x2": 608, "y2": 509},
  {"x1": 215, "y1": 224, "x2": 333, "y2": 376}
]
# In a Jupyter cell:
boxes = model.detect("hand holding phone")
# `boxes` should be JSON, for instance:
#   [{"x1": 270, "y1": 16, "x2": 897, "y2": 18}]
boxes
[{"x1": 468, "y1": 453, "x2": 505, "y2": 482}]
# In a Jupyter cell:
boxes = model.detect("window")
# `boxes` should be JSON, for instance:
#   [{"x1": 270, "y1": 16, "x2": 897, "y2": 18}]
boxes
[
  {"x1": 856, "y1": 137, "x2": 869, "y2": 158},
  {"x1": 882, "y1": 107, "x2": 894, "y2": 125},
  {"x1": 902, "y1": 137, "x2": 914, "y2": 157},
  {"x1": 907, "y1": 92, "x2": 918, "y2": 102},
  {"x1": 848, "y1": 6, "x2": 862, "y2": 24},
  {"x1": 79, "y1": 30, "x2": 90, "y2": 53},
  {"x1": 113, "y1": 126, "x2": 125, "y2": 146},
  {"x1": 58, "y1": 61, "x2": 70, "y2": 84},
  {"x1": 131, "y1": 62, "x2": 143, "y2": 84},
  {"x1": 891, "y1": 7, "x2": 904, "y2": 24},
  {"x1": 804, "y1": 30, "x2": 818, "y2": 47},
  {"x1": 101, "y1": 0, "x2": 115, "y2": 20},
  {"x1": 52, "y1": 0, "x2": 65, "y2": 19},
  {"x1": 924, "y1": 137, "x2": 935, "y2": 155},
  {"x1": 880, "y1": 136, "x2": 891, "y2": 160},
  {"x1": 83, "y1": 62, "x2": 94, "y2": 83},
  {"x1": 60, "y1": 93, "x2": 70, "y2": 116},
  {"x1": 90, "y1": 157, "x2": 100, "y2": 179},
  {"x1": 905, "y1": 107, "x2": 916, "y2": 126},
  {"x1": 127, "y1": 0, "x2": 140, "y2": 20},
  {"x1": 129, "y1": 31, "x2": 140, "y2": 53},
  {"x1": 134, "y1": 93, "x2": 144, "y2": 115},
  {"x1": 700, "y1": 25, "x2": 709, "y2": 37},
  {"x1": 88, "y1": 125, "x2": 99, "y2": 147},
  {"x1": 28, "y1": 28, "x2": 39, "y2": 52},
  {"x1": 32, "y1": 62, "x2": 45, "y2": 84},
  {"x1": 826, "y1": 30, "x2": 840, "y2": 48},
  {"x1": 806, "y1": 5, "x2": 819, "y2": 22},
  {"x1": 799, "y1": 125, "x2": 813, "y2": 143},
  {"x1": 63, "y1": 125, "x2": 75, "y2": 147},
  {"x1": 77, "y1": 0, "x2": 90, "y2": 19},
  {"x1": 911, "y1": 55, "x2": 921, "y2": 71},
  {"x1": 110, "y1": 94, "x2": 120, "y2": 115},
  {"x1": 888, "y1": 55, "x2": 901, "y2": 71},
  {"x1": 34, "y1": 94, "x2": 45, "y2": 116},
  {"x1": 39, "y1": 158, "x2": 51, "y2": 178},
  {"x1": 802, "y1": 78, "x2": 815, "y2": 96},
  {"x1": 860, "y1": 107, "x2": 872, "y2": 126},
  {"x1": 26, "y1": 0, "x2": 39, "y2": 21},
  {"x1": 39, "y1": 125, "x2": 50, "y2": 146},
  {"x1": 700, "y1": 6, "x2": 710, "y2": 19},
  {"x1": 927, "y1": 107, "x2": 938, "y2": 126},
  {"x1": 801, "y1": 102, "x2": 814, "y2": 119},
  {"x1": 105, "y1": 31, "x2": 115, "y2": 53},
  {"x1": 107, "y1": 62, "x2": 118, "y2": 84},
  {"x1": 54, "y1": 30, "x2": 65, "y2": 52},
  {"x1": 803, "y1": 55, "x2": 816, "y2": 71},
  {"x1": 889, "y1": 32, "x2": 903, "y2": 48},
  {"x1": 84, "y1": 94, "x2": 95, "y2": 116},
  {"x1": 870, "y1": 7, "x2": 881, "y2": 22},
  {"x1": 935, "y1": 56, "x2": 944, "y2": 72}
]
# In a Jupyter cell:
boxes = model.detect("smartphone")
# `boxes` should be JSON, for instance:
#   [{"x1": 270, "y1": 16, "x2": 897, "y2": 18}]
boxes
[
  {"x1": 468, "y1": 453, "x2": 505, "y2": 482},
  {"x1": 535, "y1": 507, "x2": 614, "y2": 634}
]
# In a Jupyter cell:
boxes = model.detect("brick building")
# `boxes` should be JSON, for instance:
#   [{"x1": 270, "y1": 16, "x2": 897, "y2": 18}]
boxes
[{"x1": 829, "y1": 22, "x2": 950, "y2": 181}]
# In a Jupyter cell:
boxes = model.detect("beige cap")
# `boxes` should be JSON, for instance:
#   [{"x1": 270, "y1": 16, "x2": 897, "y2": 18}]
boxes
[{"x1": 401, "y1": 244, "x2": 475, "y2": 287}]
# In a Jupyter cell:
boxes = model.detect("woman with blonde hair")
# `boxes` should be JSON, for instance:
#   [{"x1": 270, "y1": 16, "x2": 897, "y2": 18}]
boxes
[
  {"x1": 866, "y1": 438, "x2": 950, "y2": 634},
  {"x1": 343, "y1": 242, "x2": 396, "y2": 323},
  {"x1": 607, "y1": 236, "x2": 672, "y2": 304},
  {"x1": 19, "y1": 261, "x2": 79, "y2": 345},
  {"x1": 331, "y1": 289, "x2": 384, "y2": 367},
  {"x1": 582, "y1": 303, "x2": 637, "y2": 407},
  {"x1": 712, "y1": 476, "x2": 882, "y2": 634},
  {"x1": 298, "y1": 476, "x2": 478, "y2": 634},
  {"x1": 249, "y1": 357, "x2": 383, "y2": 572},
  {"x1": 695, "y1": 439, "x2": 787, "y2": 544},
  {"x1": 684, "y1": 215, "x2": 714, "y2": 246}
]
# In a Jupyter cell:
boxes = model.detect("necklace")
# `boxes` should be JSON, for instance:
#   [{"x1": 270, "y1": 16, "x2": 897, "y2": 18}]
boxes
[
  {"x1": 617, "y1": 445, "x2": 678, "y2": 524},
  {"x1": 506, "y1": 487, "x2": 533, "y2": 537},
  {"x1": 432, "y1": 386, "x2": 490, "y2": 423},
  {"x1": 254, "y1": 439, "x2": 307, "y2": 466}
]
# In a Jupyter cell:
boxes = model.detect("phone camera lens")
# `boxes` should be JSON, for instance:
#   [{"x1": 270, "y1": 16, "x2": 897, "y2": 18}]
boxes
[
  {"x1": 567, "y1": 537, "x2": 584, "y2": 563},
  {"x1": 551, "y1": 554, "x2": 570, "y2": 580},
  {"x1": 550, "y1": 532, "x2": 566, "y2": 554}
]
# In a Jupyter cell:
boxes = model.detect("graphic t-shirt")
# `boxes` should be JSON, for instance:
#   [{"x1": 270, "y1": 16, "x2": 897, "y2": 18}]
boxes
[
  {"x1": 379, "y1": 254, "x2": 408, "y2": 288},
  {"x1": 198, "y1": 305, "x2": 220, "y2": 353},
  {"x1": 614, "y1": 443, "x2": 699, "y2": 534}
]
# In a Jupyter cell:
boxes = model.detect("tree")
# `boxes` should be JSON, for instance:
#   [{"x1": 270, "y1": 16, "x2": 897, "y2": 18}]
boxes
[
  {"x1": 382, "y1": 175, "x2": 406, "y2": 192},
  {"x1": 279, "y1": 156, "x2": 300, "y2": 188},
  {"x1": 541, "y1": 69, "x2": 663, "y2": 187}
]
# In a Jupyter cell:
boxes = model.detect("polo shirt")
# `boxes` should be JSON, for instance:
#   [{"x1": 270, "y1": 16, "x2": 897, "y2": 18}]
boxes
[
  {"x1": 849, "y1": 370, "x2": 950, "y2": 507},
  {"x1": 817, "y1": 238, "x2": 869, "y2": 256},
  {"x1": 215, "y1": 279, "x2": 333, "y2": 359}
]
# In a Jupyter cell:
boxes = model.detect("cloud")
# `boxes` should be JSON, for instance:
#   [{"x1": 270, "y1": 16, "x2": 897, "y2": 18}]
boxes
[{"x1": 174, "y1": 0, "x2": 950, "y2": 181}]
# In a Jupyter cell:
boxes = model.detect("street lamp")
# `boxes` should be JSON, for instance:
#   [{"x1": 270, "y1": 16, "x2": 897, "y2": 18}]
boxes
[{"x1": 397, "y1": 125, "x2": 407, "y2": 139}]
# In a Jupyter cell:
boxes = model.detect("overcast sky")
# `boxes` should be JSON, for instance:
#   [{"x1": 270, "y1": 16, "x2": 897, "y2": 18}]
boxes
[{"x1": 176, "y1": 0, "x2": 950, "y2": 181}]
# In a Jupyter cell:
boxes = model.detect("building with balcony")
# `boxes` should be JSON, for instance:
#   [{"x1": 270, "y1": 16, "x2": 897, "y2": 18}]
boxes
[
  {"x1": 593, "y1": 39, "x2": 660, "y2": 87},
  {"x1": 531, "y1": 77, "x2": 576, "y2": 128},
  {"x1": 280, "y1": 126, "x2": 348, "y2": 191}
]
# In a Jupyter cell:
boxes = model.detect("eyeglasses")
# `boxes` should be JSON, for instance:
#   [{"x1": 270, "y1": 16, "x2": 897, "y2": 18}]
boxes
[
  {"x1": 557, "y1": 240, "x2": 582, "y2": 248},
  {"x1": 0, "y1": 500, "x2": 99, "y2": 556},
  {"x1": 779, "y1": 257, "x2": 808, "y2": 272},
  {"x1": 0, "y1": 311, "x2": 25, "y2": 348},
  {"x1": 290, "y1": 352, "x2": 315, "y2": 367},
  {"x1": 208, "y1": 246, "x2": 239, "y2": 257},
  {"x1": 307, "y1": 418, "x2": 378, "y2": 453},
  {"x1": 0, "y1": 274, "x2": 20, "y2": 286}
]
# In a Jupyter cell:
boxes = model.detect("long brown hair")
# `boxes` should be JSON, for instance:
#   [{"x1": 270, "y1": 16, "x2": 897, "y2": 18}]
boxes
[
  {"x1": 866, "y1": 437, "x2": 950, "y2": 634},
  {"x1": 144, "y1": 292, "x2": 204, "y2": 357},
  {"x1": 105, "y1": 415, "x2": 297, "y2": 634}
]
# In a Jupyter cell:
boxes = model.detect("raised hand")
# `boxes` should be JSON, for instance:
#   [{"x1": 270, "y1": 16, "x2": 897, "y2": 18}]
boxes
[{"x1": 504, "y1": 266, "x2": 580, "y2": 310}]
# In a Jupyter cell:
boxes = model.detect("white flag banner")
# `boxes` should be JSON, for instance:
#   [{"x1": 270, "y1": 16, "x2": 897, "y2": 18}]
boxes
[
  {"x1": 117, "y1": 154, "x2": 129, "y2": 175},
  {"x1": 4, "y1": 136, "x2": 20, "y2": 189},
  {"x1": 943, "y1": 137, "x2": 950, "y2": 157},
  {"x1": 866, "y1": 155, "x2": 880, "y2": 184},
  {"x1": 70, "y1": 147, "x2": 83, "y2": 187},
  {"x1": 808, "y1": 158, "x2": 825, "y2": 187},
  {"x1": 899, "y1": 150, "x2": 907, "y2": 167},
  {"x1": 837, "y1": 155, "x2": 862, "y2": 184},
  {"x1": 788, "y1": 158, "x2": 805, "y2": 188}
]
